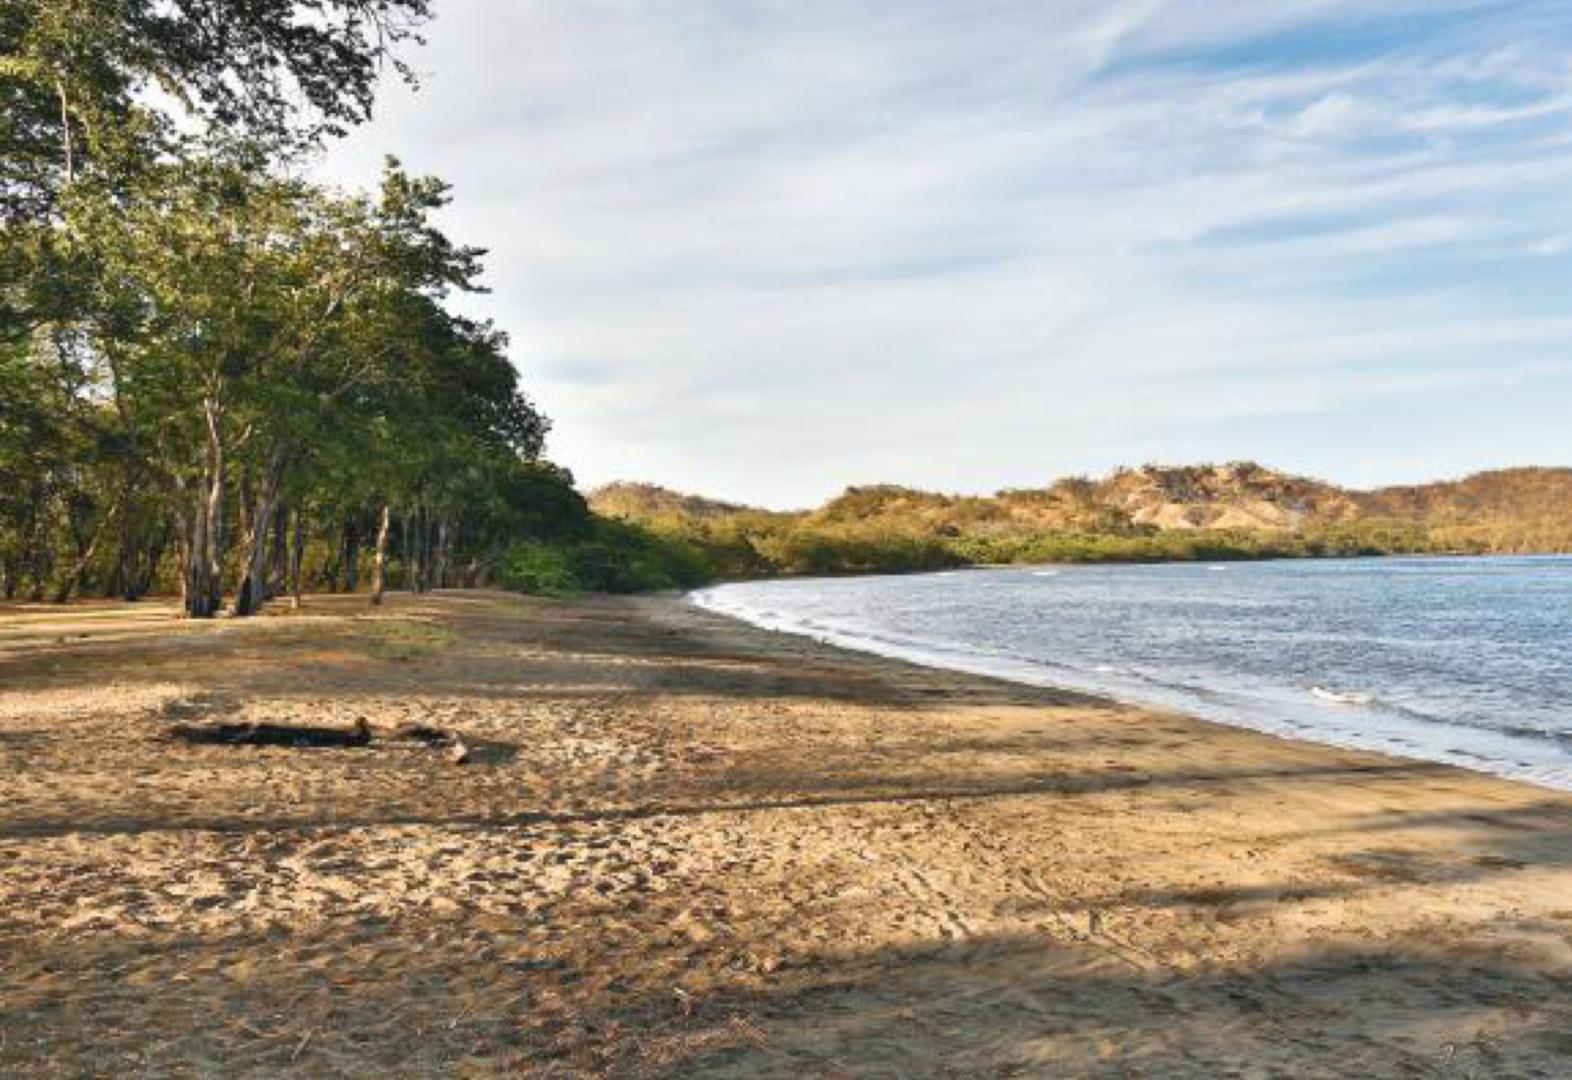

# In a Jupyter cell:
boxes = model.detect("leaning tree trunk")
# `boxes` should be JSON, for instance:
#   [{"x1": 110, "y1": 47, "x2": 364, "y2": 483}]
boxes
[
  {"x1": 370, "y1": 504, "x2": 391, "y2": 606},
  {"x1": 50, "y1": 494, "x2": 123, "y2": 604}
]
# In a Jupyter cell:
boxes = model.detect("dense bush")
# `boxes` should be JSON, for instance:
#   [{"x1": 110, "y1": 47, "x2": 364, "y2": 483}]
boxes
[
  {"x1": 523, "y1": 512, "x2": 1520, "y2": 594},
  {"x1": 499, "y1": 519, "x2": 716, "y2": 595},
  {"x1": 498, "y1": 541, "x2": 582, "y2": 595},
  {"x1": 568, "y1": 520, "x2": 715, "y2": 592}
]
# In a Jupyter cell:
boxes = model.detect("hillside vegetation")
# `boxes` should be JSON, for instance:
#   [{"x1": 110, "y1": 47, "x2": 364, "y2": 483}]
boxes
[{"x1": 590, "y1": 464, "x2": 1572, "y2": 580}]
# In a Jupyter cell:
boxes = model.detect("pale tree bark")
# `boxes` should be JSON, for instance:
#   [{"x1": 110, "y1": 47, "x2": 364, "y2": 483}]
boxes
[
  {"x1": 289, "y1": 508, "x2": 307, "y2": 610},
  {"x1": 55, "y1": 77, "x2": 75, "y2": 185},
  {"x1": 182, "y1": 398, "x2": 228, "y2": 618},
  {"x1": 233, "y1": 447, "x2": 288, "y2": 617},
  {"x1": 370, "y1": 504, "x2": 391, "y2": 606},
  {"x1": 432, "y1": 518, "x2": 450, "y2": 591}
]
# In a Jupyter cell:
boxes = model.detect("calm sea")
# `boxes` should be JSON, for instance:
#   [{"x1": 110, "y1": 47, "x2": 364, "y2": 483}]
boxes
[{"x1": 692, "y1": 556, "x2": 1572, "y2": 792}]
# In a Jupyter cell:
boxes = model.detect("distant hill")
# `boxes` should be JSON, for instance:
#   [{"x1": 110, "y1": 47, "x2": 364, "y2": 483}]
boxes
[
  {"x1": 589, "y1": 464, "x2": 1572, "y2": 576},
  {"x1": 1356, "y1": 467, "x2": 1572, "y2": 554},
  {"x1": 597, "y1": 464, "x2": 1569, "y2": 536},
  {"x1": 588, "y1": 482, "x2": 767, "y2": 523},
  {"x1": 1359, "y1": 466, "x2": 1572, "y2": 519},
  {"x1": 1095, "y1": 462, "x2": 1362, "y2": 531}
]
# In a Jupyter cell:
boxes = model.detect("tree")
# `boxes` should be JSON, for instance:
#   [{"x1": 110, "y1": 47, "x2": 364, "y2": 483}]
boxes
[
  {"x1": 4, "y1": 5, "x2": 577, "y2": 615},
  {"x1": 3, "y1": 0, "x2": 431, "y2": 218},
  {"x1": 56, "y1": 151, "x2": 551, "y2": 616}
]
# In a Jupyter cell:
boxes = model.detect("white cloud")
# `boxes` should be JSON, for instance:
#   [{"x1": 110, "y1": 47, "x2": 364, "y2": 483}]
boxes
[{"x1": 318, "y1": 0, "x2": 1572, "y2": 506}]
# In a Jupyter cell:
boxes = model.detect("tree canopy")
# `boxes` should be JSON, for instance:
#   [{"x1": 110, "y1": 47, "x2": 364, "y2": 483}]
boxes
[{"x1": 3, "y1": 0, "x2": 430, "y2": 217}]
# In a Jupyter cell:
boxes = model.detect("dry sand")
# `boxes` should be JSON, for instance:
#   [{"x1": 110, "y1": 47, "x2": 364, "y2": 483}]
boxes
[{"x1": 1, "y1": 590, "x2": 1570, "y2": 1077}]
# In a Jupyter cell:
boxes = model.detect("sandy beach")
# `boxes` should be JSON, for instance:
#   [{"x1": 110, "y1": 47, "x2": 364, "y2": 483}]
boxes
[{"x1": 2, "y1": 590, "x2": 1570, "y2": 1077}]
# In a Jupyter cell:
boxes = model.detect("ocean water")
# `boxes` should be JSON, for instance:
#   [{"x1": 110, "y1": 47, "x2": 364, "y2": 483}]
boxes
[{"x1": 692, "y1": 556, "x2": 1572, "y2": 792}]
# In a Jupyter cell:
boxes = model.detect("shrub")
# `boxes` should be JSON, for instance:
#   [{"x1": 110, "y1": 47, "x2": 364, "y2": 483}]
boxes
[
  {"x1": 498, "y1": 540, "x2": 582, "y2": 595},
  {"x1": 499, "y1": 518, "x2": 718, "y2": 596}
]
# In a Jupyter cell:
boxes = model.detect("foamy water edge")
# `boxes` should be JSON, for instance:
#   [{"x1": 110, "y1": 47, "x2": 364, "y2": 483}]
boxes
[{"x1": 690, "y1": 582, "x2": 1572, "y2": 794}]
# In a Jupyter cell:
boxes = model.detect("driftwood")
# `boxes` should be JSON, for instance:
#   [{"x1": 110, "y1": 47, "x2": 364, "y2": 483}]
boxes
[
  {"x1": 389, "y1": 722, "x2": 450, "y2": 746},
  {"x1": 166, "y1": 718, "x2": 372, "y2": 748},
  {"x1": 392, "y1": 722, "x2": 470, "y2": 765},
  {"x1": 165, "y1": 716, "x2": 472, "y2": 763}
]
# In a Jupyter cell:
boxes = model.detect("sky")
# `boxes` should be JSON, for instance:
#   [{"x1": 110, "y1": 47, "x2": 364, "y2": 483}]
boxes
[{"x1": 318, "y1": 0, "x2": 1572, "y2": 509}]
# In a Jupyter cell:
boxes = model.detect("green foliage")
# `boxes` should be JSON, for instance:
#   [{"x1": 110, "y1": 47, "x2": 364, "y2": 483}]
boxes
[
  {"x1": 498, "y1": 541, "x2": 582, "y2": 596},
  {"x1": 499, "y1": 518, "x2": 717, "y2": 597},
  {"x1": 745, "y1": 523, "x2": 961, "y2": 575},
  {"x1": 2, "y1": 0, "x2": 590, "y2": 611},
  {"x1": 3, "y1": 0, "x2": 432, "y2": 219}
]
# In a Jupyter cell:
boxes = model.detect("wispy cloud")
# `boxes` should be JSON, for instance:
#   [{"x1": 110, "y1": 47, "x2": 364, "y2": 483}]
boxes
[{"x1": 320, "y1": 0, "x2": 1572, "y2": 506}]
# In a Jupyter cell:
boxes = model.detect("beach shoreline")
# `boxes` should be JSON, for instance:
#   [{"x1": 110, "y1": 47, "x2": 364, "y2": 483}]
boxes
[
  {"x1": 2, "y1": 590, "x2": 1570, "y2": 1076},
  {"x1": 691, "y1": 558, "x2": 1572, "y2": 796}
]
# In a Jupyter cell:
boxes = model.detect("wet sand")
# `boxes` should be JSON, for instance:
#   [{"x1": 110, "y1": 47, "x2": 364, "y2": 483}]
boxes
[{"x1": 1, "y1": 590, "x2": 1570, "y2": 1077}]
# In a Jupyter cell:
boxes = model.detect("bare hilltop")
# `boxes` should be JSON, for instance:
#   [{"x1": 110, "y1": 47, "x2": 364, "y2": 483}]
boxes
[{"x1": 591, "y1": 464, "x2": 1572, "y2": 575}]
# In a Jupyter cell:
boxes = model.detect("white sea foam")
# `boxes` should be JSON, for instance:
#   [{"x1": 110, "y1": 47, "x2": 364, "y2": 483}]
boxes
[{"x1": 1311, "y1": 686, "x2": 1374, "y2": 705}]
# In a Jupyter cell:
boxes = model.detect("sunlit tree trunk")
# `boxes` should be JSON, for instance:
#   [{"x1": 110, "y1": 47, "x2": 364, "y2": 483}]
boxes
[
  {"x1": 233, "y1": 448, "x2": 287, "y2": 616},
  {"x1": 181, "y1": 399, "x2": 228, "y2": 618},
  {"x1": 289, "y1": 508, "x2": 306, "y2": 610},
  {"x1": 370, "y1": 504, "x2": 391, "y2": 605}
]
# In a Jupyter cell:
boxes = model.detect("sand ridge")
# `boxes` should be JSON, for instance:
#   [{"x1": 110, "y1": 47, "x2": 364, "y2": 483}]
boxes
[{"x1": 1, "y1": 591, "x2": 1570, "y2": 1076}]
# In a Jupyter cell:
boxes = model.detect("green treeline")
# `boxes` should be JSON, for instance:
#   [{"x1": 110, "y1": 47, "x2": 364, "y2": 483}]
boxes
[
  {"x1": 589, "y1": 515, "x2": 1440, "y2": 582},
  {"x1": 1, "y1": 0, "x2": 656, "y2": 610}
]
